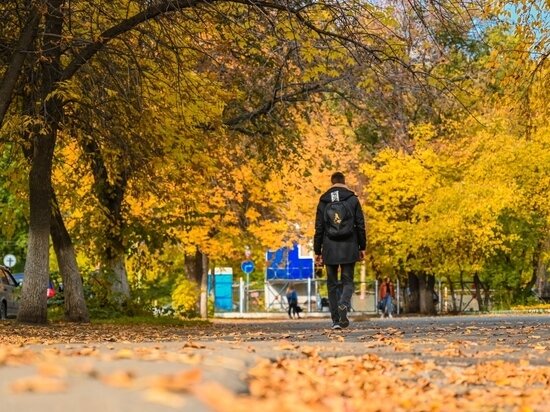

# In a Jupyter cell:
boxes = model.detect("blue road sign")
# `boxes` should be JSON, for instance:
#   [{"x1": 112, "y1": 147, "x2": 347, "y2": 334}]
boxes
[{"x1": 241, "y1": 260, "x2": 255, "y2": 274}]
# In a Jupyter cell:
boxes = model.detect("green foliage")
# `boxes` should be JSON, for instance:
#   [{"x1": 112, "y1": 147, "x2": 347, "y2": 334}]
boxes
[
  {"x1": 0, "y1": 145, "x2": 28, "y2": 273},
  {"x1": 92, "y1": 316, "x2": 209, "y2": 327}
]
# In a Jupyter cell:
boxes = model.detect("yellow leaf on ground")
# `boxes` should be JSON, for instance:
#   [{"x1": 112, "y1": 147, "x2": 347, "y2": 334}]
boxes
[
  {"x1": 144, "y1": 388, "x2": 186, "y2": 408},
  {"x1": 10, "y1": 376, "x2": 67, "y2": 393},
  {"x1": 101, "y1": 370, "x2": 136, "y2": 388}
]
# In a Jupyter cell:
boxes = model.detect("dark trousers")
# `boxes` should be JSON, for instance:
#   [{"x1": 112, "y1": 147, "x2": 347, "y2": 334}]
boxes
[{"x1": 326, "y1": 263, "x2": 355, "y2": 323}]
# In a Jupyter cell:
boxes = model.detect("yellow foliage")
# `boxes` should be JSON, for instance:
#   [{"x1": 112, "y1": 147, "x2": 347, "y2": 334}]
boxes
[{"x1": 171, "y1": 278, "x2": 199, "y2": 316}]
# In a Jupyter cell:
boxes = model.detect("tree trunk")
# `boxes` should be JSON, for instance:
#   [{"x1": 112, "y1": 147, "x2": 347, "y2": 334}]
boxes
[
  {"x1": 184, "y1": 248, "x2": 203, "y2": 284},
  {"x1": 82, "y1": 137, "x2": 131, "y2": 299},
  {"x1": 459, "y1": 270, "x2": 465, "y2": 311},
  {"x1": 107, "y1": 254, "x2": 130, "y2": 298},
  {"x1": 185, "y1": 248, "x2": 206, "y2": 315},
  {"x1": 521, "y1": 238, "x2": 544, "y2": 301},
  {"x1": 445, "y1": 275, "x2": 458, "y2": 313},
  {"x1": 17, "y1": 131, "x2": 56, "y2": 324},
  {"x1": 407, "y1": 272, "x2": 420, "y2": 313},
  {"x1": 50, "y1": 193, "x2": 90, "y2": 322},
  {"x1": 537, "y1": 237, "x2": 550, "y2": 300},
  {"x1": 200, "y1": 253, "x2": 208, "y2": 318},
  {"x1": 417, "y1": 272, "x2": 435, "y2": 315},
  {"x1": 473, "y1": 273, "x2": 484, "y2": 312},
  {"x1": 18, "y1": 0, "x2": 65, "y2": 324},
  {"x1": 399, "y1": 276, "x2": 408, "y2": 313},
  {"x1": 427, "y1": 273, "x2": 436, "y2": 314}
]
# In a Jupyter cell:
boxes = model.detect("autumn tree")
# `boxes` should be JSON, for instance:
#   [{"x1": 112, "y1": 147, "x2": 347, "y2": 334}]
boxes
[{"x1": 3, "y1": 0, "x2": 441, "y2": 323}]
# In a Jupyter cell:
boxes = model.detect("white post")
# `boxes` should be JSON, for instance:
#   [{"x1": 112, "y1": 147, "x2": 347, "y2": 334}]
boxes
[
  {"x1": 444, "y1": 286, "x2": 448, "y2": 312},
  {"x1": 438, "y1": 279, "x2": 442, "y2": 313},
  {"x1": 246, "y1": 272, "x2": 249, "y2": 312},
  {"x1": 360, "y1": 262, "x2": 366, "y2": 299},
  {"x1": 239, "y1": 277, "x2": 244, "y2": 314},
  {"x1": 375, "y1": 279, "x2": 379, "y2": 313},
  {"x1": 307, "y1": 277, "x2": 312, "y2": 312}
]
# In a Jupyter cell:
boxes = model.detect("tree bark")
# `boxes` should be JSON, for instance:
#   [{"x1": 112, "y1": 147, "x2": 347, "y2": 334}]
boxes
[
  {"x1": 83, "y1": 138, "x2": 130, "y2": 298},
  {"x1": 536, "y1": 237, "x2": 550, "y2": 300},
  {"x1": 185, "y1": 248, "x2": 207, "y2": 315},
  {"x1": 446, "y1": 275, "x2": 458, "y2": 313},
  {"x1": 459, "y1": 270, "x2": 465, "y2": 311},
  {"x1": 407, "y1": 272, "x2": 420, "y2": 313},
  {"x1": 18, "y1": 0, "x2": 65, "y2": 324},
  {"x1": 200, "y1": 253, "x2": 209, "y2": 318},
  {"x1": 473, "y1": 273, "x2": 485, "y2": 312},
  {"x1": 50, "y1": 193, "x2": 90, "y2": 322},
  {"x1": 107, "y1": 254, "x2": 130, "y2": 298},
  {"x1": 17, "y1": 133, "x2": 55, "y2": 323},
  {"x1": 521, "y1": 238, "x2": 544, "y2": 300},
  {"x1": 184, "y1": 248, "x2": 203, "y2": 284},
  {"x1": 426, "y1": 273, "x2": 436, "y2": 314}
]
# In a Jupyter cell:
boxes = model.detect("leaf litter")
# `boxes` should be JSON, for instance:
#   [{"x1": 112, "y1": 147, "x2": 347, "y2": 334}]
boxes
[{"x1": 1, "y1": 320, "x2": 550, "y2": 410}]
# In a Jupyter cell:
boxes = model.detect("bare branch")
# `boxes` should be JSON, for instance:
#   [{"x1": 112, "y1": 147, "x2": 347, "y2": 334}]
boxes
[{"x1": 0, "y1": 6, "x2": 39, "y2": 127}]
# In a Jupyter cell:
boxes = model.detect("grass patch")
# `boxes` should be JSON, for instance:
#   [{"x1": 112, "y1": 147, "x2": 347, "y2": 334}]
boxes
[
  {"x1": 47, "y1": 305, "x2": 210, "y2": 327},
  {"x1": 47, "y1": 304, "x2": 65, "y2": 322},
  {"x1": 91, "y1": 315, "x2": 210, "y2": 327},
  {"x1": 510, "y1": 303, "x2": 550, "y2": 311}
]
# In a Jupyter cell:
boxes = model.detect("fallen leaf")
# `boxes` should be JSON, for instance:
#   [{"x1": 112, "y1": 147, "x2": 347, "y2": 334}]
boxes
[
  {"x1": 144, "y1": 388, "x2": 186, "y2": 408},
  {"x1": 37, "y1": 362, "x2": 67, "y2": 378},
  {"x1": 101, "y1": 370, "x2": 136, "y2": 388},
  {"x1": 114, "y1": 348, "x2": 135, "y2": 359},
  {"x1": 148, "y1": 368, "x2": 202, "y2": 392},
  {"x1": 183, "y1": 341, "x2": 206, "y2": 349},
  {"x1": 11, "y1": 376, "x2": 67, "y2": 393}
]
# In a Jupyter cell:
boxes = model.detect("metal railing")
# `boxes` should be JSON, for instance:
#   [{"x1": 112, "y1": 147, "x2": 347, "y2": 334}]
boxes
[{"x1": 218, "y1": 277, "x2": 499, "y2": 315}]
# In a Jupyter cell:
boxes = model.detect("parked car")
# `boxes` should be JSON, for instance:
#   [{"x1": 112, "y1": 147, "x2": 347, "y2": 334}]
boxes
[
  {"x1": 0, "y1": 266, "x2": 19, "y2": 319},
  {"x1": 11, "y1": 272, "x2": 57, "y2": 300},
  {"x1": 12, "y1": 272, "x2": 24, "y2": 286}
]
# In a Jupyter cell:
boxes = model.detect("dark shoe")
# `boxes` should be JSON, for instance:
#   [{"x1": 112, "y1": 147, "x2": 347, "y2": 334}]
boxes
[
  {"x1": 331, "y1": 322, "x2": 342, "y2": 330},
  {"x1": 338, "y1": 304, "x2": 349, "y2": 328}
]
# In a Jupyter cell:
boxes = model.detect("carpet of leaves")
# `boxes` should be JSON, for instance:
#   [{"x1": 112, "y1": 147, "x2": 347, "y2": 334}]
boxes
[{"x1": 1, "y1": 318, "x2": 549, "y2": 412}]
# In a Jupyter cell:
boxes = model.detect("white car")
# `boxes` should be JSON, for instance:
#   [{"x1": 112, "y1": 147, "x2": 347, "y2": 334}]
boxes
[{"x1": 0, "y1": 265, "x2": 19, "y2": 319}]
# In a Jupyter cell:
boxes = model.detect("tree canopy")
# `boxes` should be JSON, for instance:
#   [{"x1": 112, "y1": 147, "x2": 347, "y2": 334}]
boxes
[{"x1": 0, "y1": 0, "x2": 548, "y2": 321}]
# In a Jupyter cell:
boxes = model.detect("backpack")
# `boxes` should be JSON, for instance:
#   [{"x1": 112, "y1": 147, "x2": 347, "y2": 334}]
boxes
[{"x1": 324, "y1": 192, "x2": 355, "y2": 240}]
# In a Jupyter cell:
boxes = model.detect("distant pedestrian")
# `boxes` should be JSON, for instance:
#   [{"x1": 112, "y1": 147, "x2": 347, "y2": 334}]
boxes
[
  {"x1": 314, "y1": 172, "x2": 367, "y2": 330},
  {"x1": 286, "y1": 285, "x2": 300, "y2": 319},
  {"x1": 379, "y1": 277, "x2": 395, "y2": 318}
]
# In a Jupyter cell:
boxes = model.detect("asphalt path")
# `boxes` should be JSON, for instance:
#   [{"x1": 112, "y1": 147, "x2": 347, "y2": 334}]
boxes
[{"x1": 1, "y1": 314, "x2": 549, "y2": 411}]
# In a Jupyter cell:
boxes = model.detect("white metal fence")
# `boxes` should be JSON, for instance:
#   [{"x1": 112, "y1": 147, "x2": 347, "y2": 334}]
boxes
[{"x1": 221, "y1": 278, "x2": 495, "y2": 315}]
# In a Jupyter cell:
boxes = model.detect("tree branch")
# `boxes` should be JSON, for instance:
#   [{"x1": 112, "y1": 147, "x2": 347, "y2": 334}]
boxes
[
  {"x1": 0, "y1": 7, "x2": 39, "y2": 128},
  {"x1": 223, "y1": 79, "x2": 330, "y2": 127},
  {"x1": 60, "y1": 0, "x2": 388, "y2": 84},
  {"x1": 60, "y1": 0, "x2": 214, "y2": 82}
]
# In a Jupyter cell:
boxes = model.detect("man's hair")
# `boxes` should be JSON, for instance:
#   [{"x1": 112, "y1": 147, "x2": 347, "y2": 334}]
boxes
[{"x1": 331, "y1": 172, "x2": 346, "y2": 184}]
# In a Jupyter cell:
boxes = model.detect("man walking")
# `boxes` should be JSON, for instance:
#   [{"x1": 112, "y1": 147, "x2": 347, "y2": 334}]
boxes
[{"x1": 314, "y1": 172, "x2": 366, "y2": 330}]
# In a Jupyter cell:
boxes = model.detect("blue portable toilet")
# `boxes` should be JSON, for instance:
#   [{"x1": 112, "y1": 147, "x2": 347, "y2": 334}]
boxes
[{"x1": 208, "y1": 267, "x2": 233, "y2": 311}]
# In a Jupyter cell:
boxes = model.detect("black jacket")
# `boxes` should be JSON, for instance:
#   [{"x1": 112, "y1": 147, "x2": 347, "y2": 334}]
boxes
[{"x1": 313, "y1": 185, "x2": 367, "y2": 265}]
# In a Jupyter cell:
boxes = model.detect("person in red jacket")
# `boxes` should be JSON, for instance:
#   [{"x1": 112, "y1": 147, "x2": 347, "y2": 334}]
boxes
[{"x1": 379, "y1": 277, "x2": 395, "y2": 318}]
